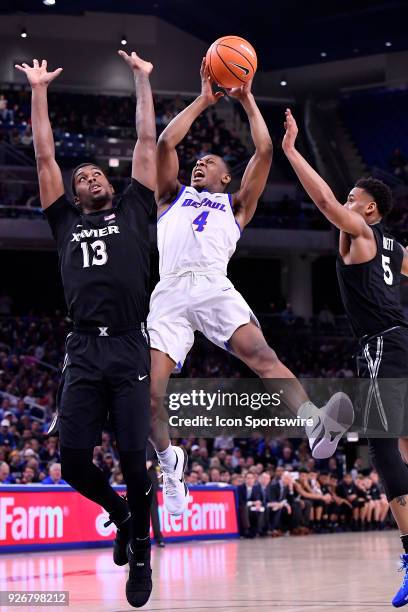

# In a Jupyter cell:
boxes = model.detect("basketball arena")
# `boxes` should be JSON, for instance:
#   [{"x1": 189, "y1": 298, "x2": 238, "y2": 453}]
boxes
[{"x1": 1, "y1": 1, "x2": 408, "y2": 610}]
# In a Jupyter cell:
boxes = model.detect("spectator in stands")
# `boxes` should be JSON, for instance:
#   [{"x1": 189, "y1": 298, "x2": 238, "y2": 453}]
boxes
[
  {"x1": 336, "y1": 473, "x2": 366, "y2": 531},
  {"x1": 369, "y1": 470, "x2": 389, "y2": 529},
  {"x1": 281, "y1": 303, "x2": 296, "y2": 326},
  {"x1": 0, "y1": 419, "x2": 16, "y2": 448},
  {"x1": 0, "y1": 461, "x2": 14, "y2": 483},
  {"x1": 209, "y1": 467, "x2": 222, "y2": 483},
  {"x1": 0, "y1": 94, "x2": 14, "y2": 123},
  {"x1": 277, "y1": 444, "x2": 299, "y2": 469},
  {"x1": 110, "y1": 467, "x2": 125, "y2": 485},
  {"x1": 41, "y1": 462, "x2": 67, "y2": 484},
  {"x1": 20, "y1": 126, "x2": 33, "y2": 147},
  {"x1": 237, "y1": 472, "x2": 264, "y2": 538}
]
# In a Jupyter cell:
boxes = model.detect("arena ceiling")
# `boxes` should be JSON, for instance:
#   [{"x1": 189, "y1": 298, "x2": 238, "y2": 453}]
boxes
[{"x1": 2, "y1": 0, "x2": 408, "y2": 70}]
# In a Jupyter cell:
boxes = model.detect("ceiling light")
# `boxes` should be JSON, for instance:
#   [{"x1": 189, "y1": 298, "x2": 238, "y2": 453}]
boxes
[
  {"x1": 385, "y1": 41, "x2": 392, "y2": 47},
  {"x1": 20, "y1": 28, "x2": 28, "y2": 38},
  {"x1": 280, "y1": 80, "x2": 287, "y2": 87},
  {"x1": 320, "y1": 51, "x2": 327, "y2": 58},
  {"x1": 121, "y1": 36, "x2": 127, "y2": 46},
  {"x1": 43, "y1": 0, "x2": 56, "y2": 5}
]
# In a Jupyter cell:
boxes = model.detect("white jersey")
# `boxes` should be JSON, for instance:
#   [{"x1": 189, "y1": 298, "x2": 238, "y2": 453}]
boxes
[{"x1": 157, "y1": 185, "x2": 241, "y2": 278}]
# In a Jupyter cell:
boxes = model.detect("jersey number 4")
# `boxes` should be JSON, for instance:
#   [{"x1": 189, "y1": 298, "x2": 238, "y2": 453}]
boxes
[
  {"x1": 81, "y1": 240, "x2": 108, "y2": 268},
  {"x1": 382, "y1": 254, "x2": 393, "y2": 286},
  {"x1": 193, "y1": 211, "x2": 209, "y2": 232}
]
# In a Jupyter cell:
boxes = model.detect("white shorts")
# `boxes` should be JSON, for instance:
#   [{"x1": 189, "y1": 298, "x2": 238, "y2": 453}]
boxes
[{"x1": 147, "y1": 272, "x2": 260, "y2": 368}]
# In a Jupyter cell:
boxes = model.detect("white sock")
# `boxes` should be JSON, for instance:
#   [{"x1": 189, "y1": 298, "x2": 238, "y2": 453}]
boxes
[{"x1": 156, "y1": 443, "x2": 175, "y2": 468}]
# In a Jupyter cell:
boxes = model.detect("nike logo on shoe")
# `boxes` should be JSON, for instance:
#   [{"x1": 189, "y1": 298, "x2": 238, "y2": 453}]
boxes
[{"x1": 138, "y1": 374, "x2": 148, "y2": 381}]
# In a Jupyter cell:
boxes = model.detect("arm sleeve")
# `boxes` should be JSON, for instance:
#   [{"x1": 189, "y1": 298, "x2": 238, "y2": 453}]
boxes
[{"x1": 43, "y1": 195, "x2": 78, "y2": 247}]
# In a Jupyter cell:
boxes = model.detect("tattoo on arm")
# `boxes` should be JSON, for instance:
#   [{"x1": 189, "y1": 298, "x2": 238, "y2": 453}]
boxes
[{"x1": 396, "y1": 496, "x2": 407, "y2": 507}]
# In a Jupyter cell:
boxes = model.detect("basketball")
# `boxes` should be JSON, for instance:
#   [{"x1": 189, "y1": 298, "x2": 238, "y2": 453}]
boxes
[{"x1": 206, "y1": 35, "x2": 257, "y2": 88}]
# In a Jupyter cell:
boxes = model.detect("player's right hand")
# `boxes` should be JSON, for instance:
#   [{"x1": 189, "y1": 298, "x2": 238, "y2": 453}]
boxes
[
  {"x1": 15, "y1": 59, "x2": 63, "y2": 87},
  {"x1": 199, "y1": 57, "x2": 224, "y2": 106}
]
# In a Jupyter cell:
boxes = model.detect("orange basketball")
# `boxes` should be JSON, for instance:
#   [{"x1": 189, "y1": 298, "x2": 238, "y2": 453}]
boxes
[{"x1": 206, "y1": 35, "x2": 257, "y2": 88}]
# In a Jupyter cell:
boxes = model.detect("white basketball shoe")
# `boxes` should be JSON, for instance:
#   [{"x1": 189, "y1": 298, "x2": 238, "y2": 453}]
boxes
[
  {"x1": 299, "y1": 392, "x2": 354, "y2": 459},
  {"x1": 160, "y1": 445, "x2": 188, "y2": 516}
]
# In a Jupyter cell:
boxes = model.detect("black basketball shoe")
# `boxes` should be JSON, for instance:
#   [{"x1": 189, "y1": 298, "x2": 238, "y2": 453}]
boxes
[
  {"x1": 104, "y1": 502, "x2": 131, "y2": 566},
  {"x1": 126, "y1": 540, "x2": 152, "y2": 608}
]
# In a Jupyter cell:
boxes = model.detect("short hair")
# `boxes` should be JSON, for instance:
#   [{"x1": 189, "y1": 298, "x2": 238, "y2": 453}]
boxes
[
  {"x1": 70, "y1": 163, "x2": 105, "y2": 196},
  {"x1": 355, "y1": 177, "x2": 393, "y2": 218}
]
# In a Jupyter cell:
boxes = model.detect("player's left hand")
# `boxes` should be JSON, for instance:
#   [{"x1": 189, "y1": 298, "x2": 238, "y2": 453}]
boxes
[
  {"x1": 282, "y1": 108, "x2": 298, "y2": 152},
  {"x1": 118, "y1": 50, "x2": 153, "y2": 76},
  {"x1": 226, "y1": 80, "x2": 252, "y2": 101}
]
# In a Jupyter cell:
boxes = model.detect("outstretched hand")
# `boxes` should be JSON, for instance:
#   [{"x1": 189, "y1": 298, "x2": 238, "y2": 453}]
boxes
[
  {"x1": 226, "y1": 79, "x2": 252, "y2": 102},
  {"x1": 282, "y1": 108, "x2": 298, "y2": 153},
  {"x1": 200, "y1": 58, "x2": 224, "y2": 106},
  {"x1": 118, "y1": 50, "x2": 153, "y2": 76},
  {"x1": 14, "y1": 59, "x2": 62, "y2": 88}
]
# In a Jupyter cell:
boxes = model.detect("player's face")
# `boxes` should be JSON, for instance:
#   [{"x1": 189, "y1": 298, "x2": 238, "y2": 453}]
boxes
[
  {"x1": 74, "y1": 165, "x2": 113, "y2": 210},
  {"x1": 191, "y1": 155, "x2": 231, "y2": 192},
  {"x1": 345, "y1": 187, "x2": 375, "y2": 217}
]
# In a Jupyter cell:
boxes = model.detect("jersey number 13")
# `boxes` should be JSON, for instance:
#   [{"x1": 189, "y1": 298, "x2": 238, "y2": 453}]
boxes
[{"x1": 80, "y1": 240, "x2": 108, "y2": 268}]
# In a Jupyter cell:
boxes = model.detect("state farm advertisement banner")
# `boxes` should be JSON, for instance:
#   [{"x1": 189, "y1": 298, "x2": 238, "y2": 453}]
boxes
[{"x1": 0, "y1": 486, "x2": 238, "y2": 551}]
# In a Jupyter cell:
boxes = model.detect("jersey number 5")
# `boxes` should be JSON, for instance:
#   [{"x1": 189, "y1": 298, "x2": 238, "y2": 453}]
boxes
[
  {"x1": 81, "y1": 240, "x2": 108, "y2": 268},
  {"x1": 382, "y1": 254, "x2": 393, "y2": 286},
  {"x1": 193, "y1": 211, "x2": 209, "y2": 232}
]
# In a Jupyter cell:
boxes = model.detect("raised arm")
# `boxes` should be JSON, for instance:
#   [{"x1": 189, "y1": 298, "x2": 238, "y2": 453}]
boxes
[
  {"x1": 231, "y1": 83, "x2": 273, "y2": 229},
  {"x1": 118, "y1": 50, "x2": 156, "y2": 191},
  {"x1": 156, "y1": 58, "x2": 224, "y2": 207},
  {"x1": 282, "y1": 109, "x2": 368, "y2": 237},
  {"x1": 14, "y1": 60, "x2": 64, "y2": 210}
]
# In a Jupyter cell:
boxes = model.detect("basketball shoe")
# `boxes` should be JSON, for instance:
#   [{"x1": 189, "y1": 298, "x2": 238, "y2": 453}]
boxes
[
  {"x1": 392, "y1": 554, "x2": 408, "y2": 607},
  {"x1": 299, "y1": 392, "x2": 354, "y2": 459},
  {"x1": 159, "y1": 445, "x2": 188, "y2": 515},
  {"x1": 104, "y1": 500, "x2": 131, "y2": 566},
  {"x1": 126, "y1": 540, "x2": 152, "y2": 608}
]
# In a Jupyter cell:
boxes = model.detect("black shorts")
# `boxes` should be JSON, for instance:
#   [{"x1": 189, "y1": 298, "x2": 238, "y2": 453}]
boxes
[
  {"x1": 58, "y1": 328, "x2": 150, "y2": 451},
  {"x1": 356, "y1": 327, "x2": 408, "y2": 436}
]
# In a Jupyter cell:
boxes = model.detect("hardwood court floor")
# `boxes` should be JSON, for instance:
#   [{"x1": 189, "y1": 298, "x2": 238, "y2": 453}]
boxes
[{"x1": 0, "y1": 532, "x2": 401, "y2": 611}]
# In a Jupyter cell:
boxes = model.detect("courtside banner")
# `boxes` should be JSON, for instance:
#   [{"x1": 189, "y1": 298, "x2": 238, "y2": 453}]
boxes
[{"x1": 0, "y1": 485, "x2": 238, "y2": 552}]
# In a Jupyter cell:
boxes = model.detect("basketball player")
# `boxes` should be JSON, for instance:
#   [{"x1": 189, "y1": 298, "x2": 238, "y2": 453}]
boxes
[
  {"x1": 15, "y1": 51, "x2": 155, "y2": 608},
  {"x1": 147, "y1": 59, "x2": 354, "y2": 516},
  {"x1": 282, "y1": 108, "x2": 408, "y2": 607}
]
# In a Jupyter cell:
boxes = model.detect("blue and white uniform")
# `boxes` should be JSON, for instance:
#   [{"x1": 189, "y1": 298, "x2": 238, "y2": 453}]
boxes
[{"x1": 147, "y1": 185, "x2": 259, "y2": 367}]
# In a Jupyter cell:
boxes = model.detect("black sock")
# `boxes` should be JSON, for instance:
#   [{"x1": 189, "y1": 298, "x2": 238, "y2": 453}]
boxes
[
  {"x1": 401, "y1": 534, "x2": 408, "y2": 554},
  {"x1": 119, "y1": 449, "x2": 153, "y2": 545}
]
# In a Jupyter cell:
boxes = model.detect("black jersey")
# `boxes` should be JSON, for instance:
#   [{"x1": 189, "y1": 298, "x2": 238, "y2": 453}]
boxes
[
  {"x1": 336, "y1": 223, "x2": 407, "y2": 338},
  {"x1": 45, "y1": 179, "x2": 153, "y2": 327}
]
